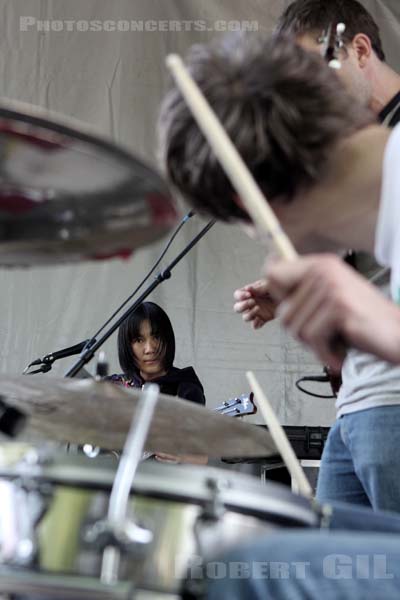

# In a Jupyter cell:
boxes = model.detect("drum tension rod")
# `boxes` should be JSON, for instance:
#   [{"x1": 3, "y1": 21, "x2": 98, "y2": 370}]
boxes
[{"x1": 201, "y1": 478, "x2": 226, "y2": 521}]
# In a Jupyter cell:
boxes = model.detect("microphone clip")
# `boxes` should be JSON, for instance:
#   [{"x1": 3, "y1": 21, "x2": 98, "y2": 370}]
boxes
[
  {"x1": 24, "y1": 339, "x2": 93, "y2": 375},
  {"x1": 23, "y1": 362, "x2": 53, "y2": 375}
]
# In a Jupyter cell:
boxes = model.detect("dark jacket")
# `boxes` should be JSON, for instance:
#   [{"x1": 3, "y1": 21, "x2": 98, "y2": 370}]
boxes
[{"x1": 106, "y1": 366, "x2": 206, "y2": 406}]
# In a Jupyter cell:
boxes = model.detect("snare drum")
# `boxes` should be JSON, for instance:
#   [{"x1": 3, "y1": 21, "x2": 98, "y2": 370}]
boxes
[{"x1": 0, "y1": 445, "x2": 318, "y2": 598}]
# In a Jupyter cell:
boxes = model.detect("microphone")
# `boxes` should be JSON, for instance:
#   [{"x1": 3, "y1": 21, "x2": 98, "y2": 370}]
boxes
[{"x1": 182, "y1": 210, "x2": 195, "y2": 223}]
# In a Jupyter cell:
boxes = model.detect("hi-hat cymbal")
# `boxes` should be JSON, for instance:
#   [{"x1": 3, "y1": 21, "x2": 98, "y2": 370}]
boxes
[
  {"x1": 0, "y1": 375, "x2": 276, "y2": 458},
  {"x1": 0, "y1": 98, "x2": 177, "y2": 266}
]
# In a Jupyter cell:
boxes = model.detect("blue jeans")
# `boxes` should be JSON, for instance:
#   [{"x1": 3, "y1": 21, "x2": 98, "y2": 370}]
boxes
[
  {"x1": 197, "y1": 500, "x2": 400, "y2": 600},
  {"x1": 206, "y1": 531, "x2": 400, "y2": 600},
  {"x1": 316, "y1": 405, "x2": 400, "y2": 512},
  {"x1": 202, "y1": 486, "x2": 400, "y2": 599}
]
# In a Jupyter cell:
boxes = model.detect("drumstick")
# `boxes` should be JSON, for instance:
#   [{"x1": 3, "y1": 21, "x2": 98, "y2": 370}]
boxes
[
  {"x1": 165, "y1": 54, "x2": 297, "y2": 261},
  {"x1": 246, "y1": 371, "x2": 313, "y2": 498}
]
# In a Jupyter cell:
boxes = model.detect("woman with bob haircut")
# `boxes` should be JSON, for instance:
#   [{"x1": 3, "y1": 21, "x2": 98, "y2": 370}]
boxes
[{"x1": 108, "y1": 301, "x2": 205, "y2": 406}]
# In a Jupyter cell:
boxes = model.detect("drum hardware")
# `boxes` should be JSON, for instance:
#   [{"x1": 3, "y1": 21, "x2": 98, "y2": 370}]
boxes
[
  {"x1": 78, "y1": 353, "x2": 110, "y2": 459},
  {"x1": 99, "y1": 383, "x2": 159, "y2": 584},
  {"x1": 319, "y1": 503, "x2": 334, "y2": 530},
  {"x1": 0, "y1": 475, "x2": 51, "y2": 567},
  {"x1": 200, "y1": 478, "x2": 227, "y2": 522},
  {"x1": 0, "y1": 568, "x2": 136, "y2": 599},
  {"x1": 190, "y1": 476, "x2": 228, "y2": 590},
  {"x1": 83, "y1": 519, "x2": 153, "y2": 557},
  {"x1": 82, "y1": 444, "x2": 102, "y2": 459},
  {"x1": 0, "y1": 482, "x2": 36, "y2": 566},
  {"x1": 0, "y1": 449, "x2": 318, "y2": 597}
]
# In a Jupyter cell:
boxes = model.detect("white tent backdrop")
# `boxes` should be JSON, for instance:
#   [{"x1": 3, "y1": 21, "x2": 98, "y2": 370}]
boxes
[{"x1": 0, "y1": 0, "x2": 399, "y2": 427}]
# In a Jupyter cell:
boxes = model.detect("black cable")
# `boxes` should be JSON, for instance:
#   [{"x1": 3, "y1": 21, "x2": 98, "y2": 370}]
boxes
[
  {"x1": 295, "y1": 374, "x2": 336, "y2": 399},
  {"x1": 90, "y1": 211, "x2": 195, "y2": 341},
  {"x1": 23, "y1": 211, "x2": 197, "y2": 375},
  {"x1": 65, "y1": 218, "x2": 215, "y2": 377}
]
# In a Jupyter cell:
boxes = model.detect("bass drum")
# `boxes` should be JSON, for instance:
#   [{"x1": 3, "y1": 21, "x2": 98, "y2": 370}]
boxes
[{"x1": 0, "y1": 444, "x2": 318, "y2": 599}]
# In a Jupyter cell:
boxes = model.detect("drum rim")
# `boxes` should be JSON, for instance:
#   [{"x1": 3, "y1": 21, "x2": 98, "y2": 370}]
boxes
[
  {"x1": 0, "y1": 566, "x2": 134, "y2": 599},
  {"x1": 0, "y1": 459, "x2": 318, "y2": 527}
]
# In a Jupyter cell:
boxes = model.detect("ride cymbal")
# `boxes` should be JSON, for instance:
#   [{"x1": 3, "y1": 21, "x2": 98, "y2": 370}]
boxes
[{"x1": 0, "y1": 375, "x2": 276, "y2": 458}]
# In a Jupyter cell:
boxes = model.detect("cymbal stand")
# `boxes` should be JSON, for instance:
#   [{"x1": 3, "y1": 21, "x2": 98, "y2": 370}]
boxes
[{"x1": 84, "y1": 384, "x2": 159, "y2": 583}]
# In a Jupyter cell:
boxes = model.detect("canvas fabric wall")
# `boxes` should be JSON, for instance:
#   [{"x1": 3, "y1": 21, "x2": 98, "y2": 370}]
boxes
[{"x1": 0, "y1": 0, "x2": 398, "y2": 426}]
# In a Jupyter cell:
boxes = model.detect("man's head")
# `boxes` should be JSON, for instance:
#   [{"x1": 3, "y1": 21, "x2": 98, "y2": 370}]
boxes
[
  {"x1": 158, "y1": 34, "x2": 372, "y2": 224},
  {"x1": 276, "y1": 0, "x2": 386, "y2": 107}
]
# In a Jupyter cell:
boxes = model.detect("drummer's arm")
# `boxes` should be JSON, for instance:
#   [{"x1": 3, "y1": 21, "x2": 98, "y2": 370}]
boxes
[
  {"x1": 179, "y1": 454, "x2": 208, "y2": 464},
  {"x1": 155, "y1": 452, "x2": 208, "y2": 465}
]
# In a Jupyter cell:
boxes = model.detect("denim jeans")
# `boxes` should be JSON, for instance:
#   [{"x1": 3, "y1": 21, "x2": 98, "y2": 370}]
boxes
[
  {"x1": 205, "y1": 531, "x2": 400, "y2": 600},
  {"x1": 316, "y1": 405, "x2": 400, "y2": 512},
  {"x1": 196, "y1": 498, "x2": 400, "y2": 599},
  {"x1": 203, "y1": 443, "x2": 400, "y2": 600}
]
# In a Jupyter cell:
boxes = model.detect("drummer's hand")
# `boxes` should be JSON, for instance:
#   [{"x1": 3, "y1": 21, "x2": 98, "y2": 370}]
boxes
[
  {"x1": 265, "y1": 254, "x2": 400, "y2": 371},
  {"x1": 233, "y1": 279, "x2": 277, "y2": 330},
  {"x1": 155, "y1": 453, "x2": 208, "y2": 465},
  {"x1": 155, "y1": 452, "x2": 181, "y2": 464}
]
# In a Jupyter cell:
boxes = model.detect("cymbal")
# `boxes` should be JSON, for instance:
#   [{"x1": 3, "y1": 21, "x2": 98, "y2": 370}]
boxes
[
  {"x1": 0, "y1": 98, "x2": 177, "y2": 266},
  {"x1": 0, "y1": 375, "x2": 277, "y2": 458}
]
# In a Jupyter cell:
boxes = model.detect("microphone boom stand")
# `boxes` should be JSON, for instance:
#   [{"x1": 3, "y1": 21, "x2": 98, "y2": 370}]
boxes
[{"x1": 65, "y1": 219, "x2": 215, "y2": 378}]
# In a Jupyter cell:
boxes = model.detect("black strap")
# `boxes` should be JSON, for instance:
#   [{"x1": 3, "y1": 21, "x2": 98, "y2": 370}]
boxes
[{"x1": 379, "y1": 91, "x2": 400, "y2": 126}]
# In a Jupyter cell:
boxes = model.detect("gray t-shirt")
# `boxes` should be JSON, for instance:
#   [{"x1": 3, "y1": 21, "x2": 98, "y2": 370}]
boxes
[
  {"x1": 336, "y1": 274, "x2": 400, "y2": 417},
  {"x1": 337, "y1": 125, "x2": 400, "y2": 417}
]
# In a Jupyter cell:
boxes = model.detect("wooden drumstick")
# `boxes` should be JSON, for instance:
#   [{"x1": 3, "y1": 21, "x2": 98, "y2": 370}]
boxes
[
  {"x1": 246, "y1": 371, "x2": 313, "y2": 498},
  {"x1": 165, "y1": 54, "x2": 297, "y2": 261}
]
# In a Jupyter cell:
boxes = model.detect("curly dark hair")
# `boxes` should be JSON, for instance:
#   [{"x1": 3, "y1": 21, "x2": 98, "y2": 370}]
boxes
[
  {"x1": 276, "y1": 0, "x2": 385, "y2": 62},
  {"x1": 158, "y1": 33, "x2": 373, "y2": 222}
]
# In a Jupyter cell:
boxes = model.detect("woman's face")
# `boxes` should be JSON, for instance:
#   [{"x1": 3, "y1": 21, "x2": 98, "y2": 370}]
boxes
[{"x1": 131, "y1": 319, "x2": 167, "y2": 381}]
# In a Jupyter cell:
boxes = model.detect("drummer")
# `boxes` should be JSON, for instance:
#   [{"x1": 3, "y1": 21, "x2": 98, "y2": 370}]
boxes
[
  {"x1": 158, "y1": 32, "x2": 400, "y2": 370},
  {"x1": 157, "y1": 30, "x2": 400, "y2": 600},
  {"x1": 107, "y1": 301, "x2": 207, "y2": 463}
]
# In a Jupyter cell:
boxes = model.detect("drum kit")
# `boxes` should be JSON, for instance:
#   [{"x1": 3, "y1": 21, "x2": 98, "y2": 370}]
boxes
[{"x1": 0, "y1": 97, "x2": 321, "y2": 600}]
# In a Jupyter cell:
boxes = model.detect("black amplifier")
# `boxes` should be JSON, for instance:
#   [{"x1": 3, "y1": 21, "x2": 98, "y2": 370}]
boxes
[
  {"x1": 278, "y1": 425, "x2": 330, "y2": 460},
  {"x1": 223, "y1": 425, "x2": 330, "y2": 463}
]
